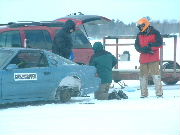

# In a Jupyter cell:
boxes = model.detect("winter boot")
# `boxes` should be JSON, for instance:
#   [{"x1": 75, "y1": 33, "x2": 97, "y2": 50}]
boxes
[
  {"x1": 108, "y1": 91, "x2": 121, "y2": 100},
  {"x1": 152, "y1": 75, "x2": 163, "y2": 96},
  {"x1": 139, "y1": 76, "x2": 148, "y2": 98},
  {"x1": 117, "y1": 90, "x2": 128, "y2": 99}
]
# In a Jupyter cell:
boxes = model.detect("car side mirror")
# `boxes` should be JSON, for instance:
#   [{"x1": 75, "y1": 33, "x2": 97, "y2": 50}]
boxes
[{"x1": 6, "y1": 64, "x2": 18, "y2": 70}]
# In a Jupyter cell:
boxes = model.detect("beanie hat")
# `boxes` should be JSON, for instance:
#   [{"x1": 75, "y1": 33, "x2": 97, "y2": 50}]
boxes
[
  {"x1": 64, "y1": 20, "x2": 76, "y2": 31},
  {"x1": 93, "y1": 42, "x2": 104, "y2": 52}
]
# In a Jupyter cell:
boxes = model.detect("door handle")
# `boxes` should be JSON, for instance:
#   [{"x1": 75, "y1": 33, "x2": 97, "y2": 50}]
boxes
[{"x1": 44, "y1": 71, "x2": 51, "y2": 75}]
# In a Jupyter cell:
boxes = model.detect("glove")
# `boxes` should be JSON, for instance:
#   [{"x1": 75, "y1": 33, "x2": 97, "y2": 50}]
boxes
[
  {"x1": 148, "y1": 43, "x2": 153, "y2": 47},
  {"x1": 141, "y1": 46, "x2": 154, "y2": 54},
  {"x1": 148, "y1": 50, "x2": 154, "y2": 54},
  {"x1": 142, "y1": 46, "x2": 151, "y2": 50},
  {"x1": 141, "y1": 46, "x2": 151, "y2": 52}
]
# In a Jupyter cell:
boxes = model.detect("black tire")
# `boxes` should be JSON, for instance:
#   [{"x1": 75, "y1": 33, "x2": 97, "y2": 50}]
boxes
[
  {"x1": 60, "y1": 90, "x2": 71, "y2": 102},
  {"x1": 163, "y1": 78, "x2": 179, "y2": 85},
  {"x1": 70, "y1": 87, "x2": 81, "y2": 97},
  {"x1": 163, "y1": 61, "x2": 180, "y2": 69},
  {"x1": 55, "y1": 87, "x2": 71, "y2": 103},
  {"x1": 162, "y1": 61, "x2": 180, "y2": 85}
]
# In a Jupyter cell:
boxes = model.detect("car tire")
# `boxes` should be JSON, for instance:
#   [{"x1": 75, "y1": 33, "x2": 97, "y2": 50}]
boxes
[
  {"x1": 55, "y1": 86, "x2": 71, "y2": 103},
  {"x1": 162, "y1": 61, "x2": 180, "y2": 85}
]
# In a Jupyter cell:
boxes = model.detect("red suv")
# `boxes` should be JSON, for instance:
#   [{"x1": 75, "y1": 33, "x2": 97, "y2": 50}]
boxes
[{"x1": 0, "y1": 15, "x2": 111, "y2": 64}]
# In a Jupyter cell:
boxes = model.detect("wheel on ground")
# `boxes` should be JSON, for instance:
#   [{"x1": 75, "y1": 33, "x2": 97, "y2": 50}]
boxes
[
  {"x1": 162, "y1": 77, "x2": 179, "y2": 85},
  {"x1": 162, "y1": 61, "x2": 180, "y2": 85},
  {"x1": 55, "y1": 87, "x2": 71, "y2": 102},
  {"x1": 60, "y1": 90, "x2": 71, "y2": 102}
]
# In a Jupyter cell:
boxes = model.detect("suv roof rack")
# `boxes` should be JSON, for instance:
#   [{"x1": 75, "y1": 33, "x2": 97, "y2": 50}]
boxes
[{"x1": 0, "y1": 21, "x2": 64, "y2": 28}]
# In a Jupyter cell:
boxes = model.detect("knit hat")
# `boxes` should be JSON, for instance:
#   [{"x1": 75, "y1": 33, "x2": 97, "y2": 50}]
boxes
[
  {"x1": 64, "y1": 20, "x2": 76, "y2": 32},
  {"x1": 93, "y1": 42, "x2": 104, "y2": 52}
]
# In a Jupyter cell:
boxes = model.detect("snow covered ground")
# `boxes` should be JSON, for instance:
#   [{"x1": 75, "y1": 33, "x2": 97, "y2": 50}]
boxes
[
  {"x1": 0, "y1": 80, "x2": 179, "y2": 135},
  {"x1": 0, "y1": 37, "x2": 179, "y2": 135}
]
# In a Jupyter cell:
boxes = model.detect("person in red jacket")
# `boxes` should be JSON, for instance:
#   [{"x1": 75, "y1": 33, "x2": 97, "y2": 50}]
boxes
[{"x1": 134, "y1": 17, "x2": 163, "y2": 98}]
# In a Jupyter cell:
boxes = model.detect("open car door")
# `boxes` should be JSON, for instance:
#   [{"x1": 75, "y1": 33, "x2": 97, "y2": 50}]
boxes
[
  {"x1": 55, "y1": 14, "x2": 111, "y2": 26},
  {"x1": 54, "y1": 14, "x2": 111, "y2": 37}
]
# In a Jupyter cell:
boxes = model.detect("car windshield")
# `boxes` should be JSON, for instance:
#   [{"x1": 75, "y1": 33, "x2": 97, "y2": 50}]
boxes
[{"x1": 0, "y1": 50, "x2": 14, "y2": 68}]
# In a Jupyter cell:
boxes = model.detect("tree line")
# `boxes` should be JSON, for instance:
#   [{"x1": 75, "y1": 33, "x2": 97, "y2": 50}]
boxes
[{"x1": 83, "y1": 19, "x2": 179, "y2": 39}]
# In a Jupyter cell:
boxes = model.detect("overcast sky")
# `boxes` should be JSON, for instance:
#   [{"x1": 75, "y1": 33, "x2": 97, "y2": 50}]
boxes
[{"x1": 0, "y1": 0, "x2": 179, "y2": 24}]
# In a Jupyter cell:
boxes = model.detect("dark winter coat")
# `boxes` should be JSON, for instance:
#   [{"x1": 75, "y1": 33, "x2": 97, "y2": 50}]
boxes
[
  {"x1": 134, "y1": 26, "x2": 163, "y2": 64},
  {"x1": 52, "y1": 20, "x2": 75, "y2": 59},
  {"x1": 89, "y1": 42, "x2": 117, "y2": 84}
]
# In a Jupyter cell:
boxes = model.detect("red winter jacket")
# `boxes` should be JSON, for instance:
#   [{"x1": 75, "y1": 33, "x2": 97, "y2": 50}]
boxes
[{"x1": 135, "y1": 26, "x2": 163, "y2": 64}]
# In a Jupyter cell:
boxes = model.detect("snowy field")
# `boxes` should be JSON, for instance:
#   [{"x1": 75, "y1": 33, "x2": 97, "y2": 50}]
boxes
[
  {"x1": 0, "y1": 37, "x2": 180, "y2": 135},
  {"x1": 0, "y1": 81, "x2": 179, "y2": 135}
]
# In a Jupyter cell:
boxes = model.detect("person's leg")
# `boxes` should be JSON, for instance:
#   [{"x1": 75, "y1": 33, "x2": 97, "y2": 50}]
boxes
[
  {"x1": 149, "y1": 62, "x2": 163, "y2": 96},
  {"x1": 94, "y1": 83, "x2": 110, "y2": 100},
  {"x1": 152, "y1": 75, "x2": 163, "y2": 96},
  {"x1": 139, "y1": 63, "x2": 149, "y2": 97}
]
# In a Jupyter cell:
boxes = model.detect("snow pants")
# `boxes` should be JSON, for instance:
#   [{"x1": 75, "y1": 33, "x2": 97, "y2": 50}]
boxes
[
  {"x1": 94, "y1": 83, "x2": 110, "y2": 100},
  {"x1": 139, "y1": 61, "x2": 163, "y2": 97}
]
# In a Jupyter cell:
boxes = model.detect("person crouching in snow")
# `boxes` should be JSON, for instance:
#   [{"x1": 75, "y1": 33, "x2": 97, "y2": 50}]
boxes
[
  {"x1": 134, "y1": 17, "x2": 163, "y2": 98},
  {"x1": 89, "y1": 42, "x2": 121, "y2": 100}
]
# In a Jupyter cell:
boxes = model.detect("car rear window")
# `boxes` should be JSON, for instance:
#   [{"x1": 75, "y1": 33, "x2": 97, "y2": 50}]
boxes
[
  {"x1": 47, "y1": 52, "x2": 76, "y2": 66},
  {"x1": 71, "y1": 30, "x2": 92, "y2": 49},
  {"x1": 0, "y1": 50, "x2": 14, "y2": 68}
]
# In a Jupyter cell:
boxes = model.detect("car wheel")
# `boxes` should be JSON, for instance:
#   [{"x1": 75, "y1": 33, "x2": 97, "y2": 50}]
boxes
[
  {"x1": 162, "y1": 61, "x2": 180, "y2": 85},
  {"x1": 55, "y1": 87, "x2": 71, "y2": 103},
  {"x1": 163, "y1": 77, "x2": 179, "y2": 85}
]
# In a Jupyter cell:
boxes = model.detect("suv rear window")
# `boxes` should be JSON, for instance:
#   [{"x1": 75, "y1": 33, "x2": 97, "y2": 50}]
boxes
[
  {"x1": 0, "y1": 31, "x2": 22, "y2": 47},
  {"x1": 55, "y1": 30, "x2": 92, "y2": 49},
  {"x1": 71, "y1": 30, "x2": 92, "y2": 48},
  {"x1": 25, "y1": 30, "x2": 52, "y2": 50}
]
